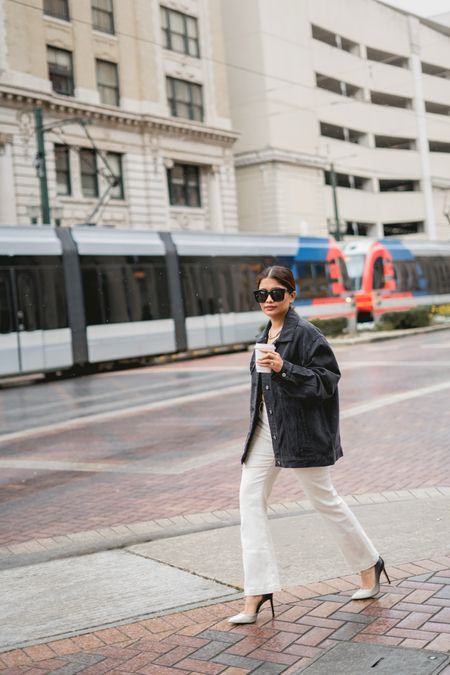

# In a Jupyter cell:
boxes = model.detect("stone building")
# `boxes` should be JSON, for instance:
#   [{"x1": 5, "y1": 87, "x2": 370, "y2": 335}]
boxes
[
  {"x1": 220, "y1": 0, "x2": 450, "y2": 239},
  {"x1": 0, "y1": 0, "x2": 239, "y2": 230}
]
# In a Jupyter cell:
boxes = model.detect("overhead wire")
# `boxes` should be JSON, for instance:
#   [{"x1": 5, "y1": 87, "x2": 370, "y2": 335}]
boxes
[
  {"x1": 6, "y1": 0, "x2": 450, "y2": 112},
  {"x1": 6, "y1": 0, "x2": 450, "y2": 186}
]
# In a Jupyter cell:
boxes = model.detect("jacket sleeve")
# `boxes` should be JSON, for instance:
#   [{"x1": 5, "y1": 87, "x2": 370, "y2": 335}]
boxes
[{"x1": 273, "y1": 336, "x2": 340, "y2": 400}]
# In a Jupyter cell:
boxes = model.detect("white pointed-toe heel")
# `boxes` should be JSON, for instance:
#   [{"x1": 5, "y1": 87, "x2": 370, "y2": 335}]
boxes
[
  {"x1": 352, "y1": 557, "x2": 391, "y2": 600},
  {"x1": 228, "y1": 593, "x2": 275, "y2": 624}
]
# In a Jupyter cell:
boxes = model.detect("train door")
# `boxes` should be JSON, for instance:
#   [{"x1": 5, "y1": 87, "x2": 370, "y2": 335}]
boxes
[
  {"x1": 14, "y1": 267, "x2": 46, "y2": 372},
  {"x1": 0, "y1": 270, "x2": 20, "y2": 375}
]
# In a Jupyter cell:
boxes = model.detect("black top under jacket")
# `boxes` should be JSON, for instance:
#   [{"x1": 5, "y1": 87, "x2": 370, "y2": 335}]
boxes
[{"x1": 242, "y1": 307, "x2": 343, "y2": 468}]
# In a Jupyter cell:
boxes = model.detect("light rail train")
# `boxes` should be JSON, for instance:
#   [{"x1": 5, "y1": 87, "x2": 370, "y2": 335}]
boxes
[
  {"x1": 342, "y1": 239, "x2": 450, "y2": 322},
  {"x1": 0, "y1": 226, "x2": 354, "y2": 378}
]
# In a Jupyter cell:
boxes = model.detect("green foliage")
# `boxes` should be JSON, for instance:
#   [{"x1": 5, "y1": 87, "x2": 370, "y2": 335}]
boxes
[
  {"x1": 309, "y1": 317, "x2": 347, "y2": 337},
  {"x1": 376, "y1": 306, "x2": 431, "y2": 331}
]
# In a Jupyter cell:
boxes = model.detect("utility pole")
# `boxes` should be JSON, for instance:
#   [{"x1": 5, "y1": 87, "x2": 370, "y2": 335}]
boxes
[
  {"x1": 330, "y1": 162, "x2": 342, "y2": 241},
  {"x1": 34, "y1": 107, "x2": 51, "y2": 224}
]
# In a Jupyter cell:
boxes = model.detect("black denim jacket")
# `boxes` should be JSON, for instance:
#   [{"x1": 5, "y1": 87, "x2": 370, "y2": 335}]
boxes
[{"x1": 242, "y1": 308, "x2": 343, "y2": 468}]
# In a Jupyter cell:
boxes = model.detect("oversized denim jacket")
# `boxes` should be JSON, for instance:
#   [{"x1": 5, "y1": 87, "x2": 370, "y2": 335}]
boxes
[{"x1": 242, "y1": 307, "x2": 343, "y2": 468}]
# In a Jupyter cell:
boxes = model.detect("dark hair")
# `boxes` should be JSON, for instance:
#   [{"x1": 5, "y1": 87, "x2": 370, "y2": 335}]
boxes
[{"x1": 256, "y1": 265, "x2": 295, "y2": 293}]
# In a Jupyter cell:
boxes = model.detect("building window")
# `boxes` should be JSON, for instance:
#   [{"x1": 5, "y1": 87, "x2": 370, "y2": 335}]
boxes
[
  {"x1": 366, "y1": 46, "x2": 408, "y2": 69},
  {"x1": 425, "y1": 101, "x2": 450, "y2": 116},
  {"x1": 421, "y1": 62, "x2": 450, "y2": 79},
  {"x1": 161, "y1": 6, "x2": 200, "y2": 57},
  {"x1": 96, "y1": 60, "x2": 120, "y2": 106},
  {"x1": 320, "y1": 121, "x2": 365, "y2": 144},
  {"x1": 106, "y1": 152, "x2": 124, "y2": 199},
  {"x1": 429, "y1": 141, "x2": 450, "y2": 153},
  {"x1": 383, "y1": 221, "x2": 424, "y2": 236},
  {"x1": 167, "y1": 163, "x2": 201, "y2": 207},
  {"x1": 375, "y1": 135, "x2": 415, "y2": 150},
  {"x1": 43, "y1": 0, "x2": 70, "y2": 21},
  {"x1": 47, "y1": 46, "x2": 74, "y2": 96},
  {"x1": 167, "y1": 77, "x2": 203, "y2": 122},
  {"x1": 311, "y1": 25, "x2": 359, "y2": 55},
  {"x1": 324, "y1": 171, "x2": 368, "y2": 190},
  {"x1": 55, "y1": 145, "x2": 71, "y2": 196},
  {"x1": 370, "y1": 91, "x2": 411, "y2": 109},
  {"x1": 92, "y1": 0, "x2": 114, "y2": 34},
  {"x1": 379, "y1": 179, "x2": 416, "y2": 192},
  {"x1": 315, "y1": 73, "x2": 362, "y2": 99},
  {"x1": 80, "y1": 149, "x2": 98, "y2": 198},
  {"x1": 345, "y1": 221, "x2": 374, "y2": 237}
]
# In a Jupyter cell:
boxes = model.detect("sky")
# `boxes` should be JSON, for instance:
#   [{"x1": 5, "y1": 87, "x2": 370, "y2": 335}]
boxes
[{"x1": 382, "y1": 0, "x2": 450, "y2": 17}]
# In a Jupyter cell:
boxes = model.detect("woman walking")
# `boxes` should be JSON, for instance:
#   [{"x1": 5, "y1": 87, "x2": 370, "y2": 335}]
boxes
[{"x1": 229, "y1": 265, "x2": 389, "y2": 624}]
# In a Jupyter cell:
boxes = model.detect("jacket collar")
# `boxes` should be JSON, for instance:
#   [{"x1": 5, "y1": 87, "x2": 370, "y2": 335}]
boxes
[{"x1": 255, "y1": 307, "x2": 300, "y2": 343}]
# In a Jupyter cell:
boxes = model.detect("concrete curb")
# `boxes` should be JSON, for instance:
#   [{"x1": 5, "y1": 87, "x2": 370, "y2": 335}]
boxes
[
  {"x1": 329, "y1": 321, "x2": 450, "y2": 347},
  {"x1": 1, "y1": 486, "x2": 449, "y2": 571}
]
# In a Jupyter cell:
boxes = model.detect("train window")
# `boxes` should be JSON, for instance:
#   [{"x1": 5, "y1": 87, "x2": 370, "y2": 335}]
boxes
[
  {"x1": 444, "y1": 259, "x2": 450, "y2": 293},
  {"x1": 231, "y1": 261, "x2": 260, "y2": 312},
  {"x1": 80, "y1": 256, "x2": 170, "y2": 325},
  {"x1": 179, "y1": 257, "x2": 270, "y2": 316},
  {"x1": 0, "y1": 272, "x2": 14, "y2": 334},
  {"x1": 180, "y1": 260, "x2": 217, "y2": 316},
  {"x1": 39, "y1": 265, "x2": 68, "y2": 329},
  {"x1": 338, "y1": 256, "x2": 354, "y2": 291},
  {"x1": 125, "y1": 262, "x2": 170, "y2": 321},
  {"x1": 296, "y1": 262, "x2": 329, "y2": 299},
  {"x1": 373, "y1": 257, "x2": 385, "y2": 289},
  {"x1": 82, "y1": 265, "x2": 104, "y2": 325},
  {"x1": 16, "y1": 270, "x2": 41, "y2": 331},
  {"x1": 99, "y1": 265, "x2": 129, "y2": 324},
  {"x1": 215, "y1": 264, "x2": 232, "y2": 313},
  {"x1": 343, "y1": 254, "x2": 365, "y2": 290},
  {"x1": 0, "y1": 257, "x2": 68, "y2": 331}
]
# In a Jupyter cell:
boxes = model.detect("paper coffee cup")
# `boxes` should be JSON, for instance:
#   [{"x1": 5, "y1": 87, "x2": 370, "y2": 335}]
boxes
[{"x1": 254, "y1": 343, "x2": 276, "y2": 373}]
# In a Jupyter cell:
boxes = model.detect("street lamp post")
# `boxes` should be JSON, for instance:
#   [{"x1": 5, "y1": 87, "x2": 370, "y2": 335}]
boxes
[
  {"x1": 329, "y1": 162, "x2": 342, "y2": 241},
  {"x1": 34, "y1": 108, "x2": 51, "y2": 224}
]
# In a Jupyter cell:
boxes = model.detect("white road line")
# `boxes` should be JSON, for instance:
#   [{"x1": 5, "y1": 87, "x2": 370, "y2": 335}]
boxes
[
  {"x1": 341, "y1": 361, "x2": 450, "y2": 368},
  {"x1": 341, "y1": 379, "x2": 450, "y2": 418},
  {"x1": 0, "y1": 383, "x2": 250, "y2": 444},
  {"x1": 2, "y1": 379, "x2": 450, "y2": 470},
  {"x1": 2, "y1": 377, "x2": 450, "y2": 447},
  {"x1": 0, "y1": 439, "x2": 240, "y2": 476}
]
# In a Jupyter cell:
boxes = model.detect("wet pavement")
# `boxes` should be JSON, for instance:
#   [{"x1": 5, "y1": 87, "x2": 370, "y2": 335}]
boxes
[
  {"x1": 0, "y1": 328, "x2": 449, "y2": 673},
  {"x1": 0, "y1": 330, "x2": 449, "y2": 547}
]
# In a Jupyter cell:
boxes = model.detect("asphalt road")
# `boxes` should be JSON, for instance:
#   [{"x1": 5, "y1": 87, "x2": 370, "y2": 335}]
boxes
[{"x1": 0, "y1": 330, "x2": 449, "y2": 548}]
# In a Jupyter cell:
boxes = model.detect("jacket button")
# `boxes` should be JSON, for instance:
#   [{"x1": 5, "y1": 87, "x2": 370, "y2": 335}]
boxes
[
  {"x1": 273, "y1": 434, "x2": 277, "y2": 440},
  {"x1": 281, "y1": 372, "x2": 287, "y2": 378},
  {"x1": 265, "y1": 385, "x2": 269, "y2": 390},
  {"x1": 269, "y1": 409, "x2": 273, "y2": 415},
  {"x1": 275, "y1": 460, "x2": 280, "y2": 466}
]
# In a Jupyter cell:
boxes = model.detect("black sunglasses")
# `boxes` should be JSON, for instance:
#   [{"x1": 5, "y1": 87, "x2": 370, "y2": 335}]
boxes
[{"x1": 254, "y1": 287, "x2": 290, "y2": 303}]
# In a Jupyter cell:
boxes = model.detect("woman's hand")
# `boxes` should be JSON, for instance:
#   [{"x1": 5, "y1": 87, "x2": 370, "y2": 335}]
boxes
[{"x1": 257, "y1": 350, "x2": 284, "y2": 373}]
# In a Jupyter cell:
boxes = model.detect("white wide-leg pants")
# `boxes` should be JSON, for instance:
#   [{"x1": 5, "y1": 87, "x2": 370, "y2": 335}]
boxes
[{"x1": 240, "y1": 404, "x2": 379, "y2": 596}]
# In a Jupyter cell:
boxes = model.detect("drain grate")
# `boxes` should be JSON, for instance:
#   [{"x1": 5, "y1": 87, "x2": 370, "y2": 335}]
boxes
[{"x1": 300, "y1": 642, "x2": 449, "y2": 675}]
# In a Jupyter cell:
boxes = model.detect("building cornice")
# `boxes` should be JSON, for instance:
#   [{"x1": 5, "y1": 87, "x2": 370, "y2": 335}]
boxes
[
  {"x1": 0, "y1": 84, "x2": 239, "y2": 146},
  {"x1": 234, "y1": 147, "x2": 328, "y2": 170}
]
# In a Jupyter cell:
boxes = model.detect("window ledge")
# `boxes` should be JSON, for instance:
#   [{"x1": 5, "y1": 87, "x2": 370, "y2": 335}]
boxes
[
  {"x1": 93, "y1": 29, "x2": 117, "y2": 40},
  {"x1": 43, "y1": 14, "x2": 71, "y2": 26},
  {"x1": 169, "y1": 206, "x2": 204, "y2": 212},
  {"x1": 163, "y1": 47, "x2": 201, "y2": 62}
]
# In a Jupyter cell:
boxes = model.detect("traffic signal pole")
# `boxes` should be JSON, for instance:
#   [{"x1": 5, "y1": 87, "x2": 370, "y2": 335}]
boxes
[{"x1": 34, "y1": 107, "x2": 51, "y2": 224}]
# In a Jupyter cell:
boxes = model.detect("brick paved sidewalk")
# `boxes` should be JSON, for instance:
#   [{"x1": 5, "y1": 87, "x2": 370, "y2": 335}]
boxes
[{"x1": 2, "y1": 557, "x2": 450, "y2": 674}]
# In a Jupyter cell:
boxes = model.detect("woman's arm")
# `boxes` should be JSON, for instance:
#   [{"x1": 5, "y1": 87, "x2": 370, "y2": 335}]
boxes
[{"x1": 273, "y1": 336, "x2": 340, "y2": 400}]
